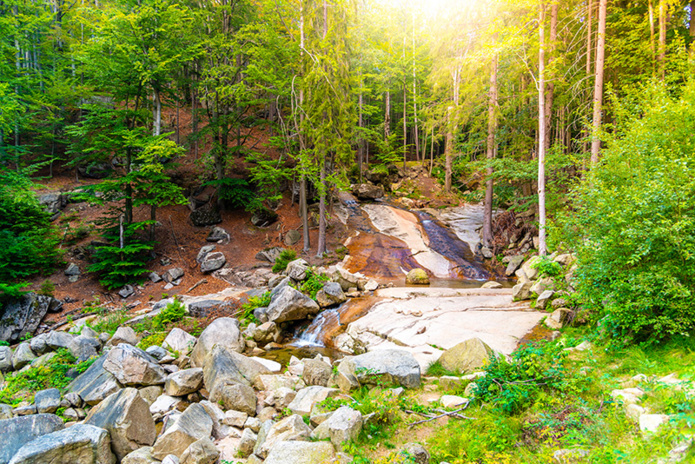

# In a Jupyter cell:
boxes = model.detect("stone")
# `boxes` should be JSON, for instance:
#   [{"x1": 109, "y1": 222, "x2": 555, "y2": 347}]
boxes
[
  {"x1": 625, "y1": 404, "x2": 646, "y2": 421},
  {"x1": 162, "y1": 456, "x2": 180, "y2": 464},
  {"x1": 149, "y1": 395, "x2": 183, "y2": 420},
  {"x1": 311, "y1": 406, "x2": 362, "y2": 447},
  {"x1": 64, "y1": 392, "x2": 83, "y2": 408},
  {"x1": 245, "y1": 416, "x2": 261, "y2": 432},
  {"x1": 440, "y1": 395, "x2": 467, "y2": 409},
  {"x1": 65, "y1": 263, "x2": 80, "y2": 276},
  {"x1": 342, "y1": 349, "x2": 421, "y2": 388},
  {"x1": 238, "y1": 428, "x2": 257, "y2": 458},
  {"x1": 0, "y1": 414, "x2": 65, "y2": 464},
  {"x1": 316, "y1": 282, "x2": 347, "y2": 308},
  {"x1": 545, "y1": 308, "x2": 572, "y2": 330},
  {"x1": 103, "y1": 344, "x2": 167, "y2": 386},
  {"x1": 84, "y1": 388, "x2": 156, "y2": 461},
  {"x1": 68, "y1": 335, "x2": 101, "y2": 362},
  {"x1": 265, "y1": 286, "x2": 320, "y2": 324},
  {"x1": 196, "y1": 245, "x2": 215, "y2": 263},
  {"x1": 530, "y1": 277, "x2": 555, "y2": 296},
  {"x1": 200, "y1": 252, "x2": 226, "y2": 273},
  {"x1": 364, "y1": 279, "x2": 379, "y2": 292},
  {"x1": 223, "y1": 410, "x2": 248, "y2": 428},
  {"x1": 303, "y1": 358, "x2": 333, "y2": 387},
  {"x1": 406, "y1": 268, "x2": 429, "y2": 285},
  {"x1": 0, "y1": 346, "x2": 14, "y2": 372},
  {"x1": 610, "y1": 388, "x2": 645, "y2": 405},
  {"x1": 78, "y1": 162, "x2": 112, "y2": 179},
  {"x1": 439, "y1": 338, "x2": 497, "y2": 374},
  {"x1": 253, "y1": 374, "x2": 297, "y2": 392},
  {"x1": 286, "y1": 259, "x2": 309, "y2": 281},
  {"x1": 149, "y1": 272, "x2": 163, "y2": 283},
  {"x1": 0, "y1": 404, "x2": 13, "y2": 420},
  {"x1": 165, "y1": 368, "x2": 204, "y2": 396},
  {"x1": 136, "y1": 386, "x2": 161, "y2": 405},
  {"x1": 202, "y1": 345, "x2": 271, "y2": 396},
  {"x1": 34, "y1": 389, "x2": 61, "y2": 414},
  {"x1": 108, "y1": 327, "x2": 139, "y2": 347},
  {"x1": 252, "y1": 322, "x2": 279, "y2": 344},
  {"x1": 210, "y1": 382, "x2": 257, "y2": 415},
  {"x1": 284, "y1": 229, "x2": 301, "y2": 246},
  {"x1": 46, "y1": 331, "x2": 74, "y2": 350},
  {"x1": 250, "y1": 207, "x2": 278, "y2": 227},
  {"x1": 13, "y1": 405, "x2": 36, "y2": 416},
  {"x1": 12, "y1": 343, "x2": 35, "y2": 370},
  {"x1": 190, "y1": 318, "x2": 244, "y2": 367},
  {"x1": 146, "y1": 345, "x2": 167, "y2": 361},
  {"x1": 255, "y1": 247, "x2": 285, "y2": 263},
  {"x1": 402, "y1": 443, "x2": 430, "y2": 464},
  {"x1": 190, "y1": 204, "x2": 222, "y2": 227},
  {"x1": 256, "y1": 415, "x2": 312, "y2": 459},
  {"x1": 7, "y1": 424, "x2": 114, "y2": 464},
  {"x1": 639, "y1": 414, "x2": 670, "y2": 434},
  {"x1": 118, "y1": 285, "x2": 135, "y2": 299},
  {"x1": 287, "y1": 386, "x2": 338, "y2": 416},
  {"x1": 352, "y1": 183, "x2": 384, "y2": 200},
  {"x1": 152, "y1": 403, "x2": 213, "y2": 460},
  {"x1": 536, "y1": 290, "x2": 555, "y2": 310},
  {"x1": 512, "y1": 281, "x2": 533, "y2": 301},
  {"x1": 263, "y1": 441, "x2": 336, "y2": 464},
  {"x1": 179, "y1": 438, "x2": 219, "y2": 464},
  {"x1": 439, "y1": 376, "x2": 464, "y2": 391},
  {"x1": 67, "y1": 355, "x2": 122, "y2": 406},
  {"x1": 481, "y1": 281, "x2": 503, "y2": 289},
  {"x1": 163, "y1": 328, "x2": 197, "y2": 356},
  {"x1": 207, "y1": 227, "x2": 230, "y2": 243},
  {"x1": 162, "y1": 268, "x2": 185, "y2": 284},
  {"x1": 521, "y1": 256, "x2": 542, "y2": 281},
  {"x1": 505, "y1": 256, "x2": 525, "y2": 276},
  {"x1": 0, "y1": 294, "x2": 62, "y2": 344},
  {"x1": 121, "y1": 447, "x2": 156, "y2": 464}
]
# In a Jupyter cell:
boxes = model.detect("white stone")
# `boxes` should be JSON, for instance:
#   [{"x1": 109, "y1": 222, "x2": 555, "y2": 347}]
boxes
[{"x1": 639, "y1": 414, "x2": 670, "y2": 434}]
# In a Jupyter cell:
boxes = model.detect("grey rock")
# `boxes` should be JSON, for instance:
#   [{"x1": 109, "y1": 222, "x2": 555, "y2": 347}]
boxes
[
  {"x1": 0, "y1": 414, "x2": 64, "y2": 464},
  {"x1": 190, "y1": 318, "x2": 244, "y2": 367},
  {"x1": 251, "y1": 322, "x2": 279, "y2": 344},
  {"x1": 287, "y1": 386, "x2": 338, "y2": 416},
  {"x1": 13, "y1": 405, "x2": 36, "y2": 416},
  {"x1": 68, "y1": 335, "x2": 101, "y2": 362},
  {"x1": 341, "y1": 349, "x2": 421, "y2": 388},
  {"x1": 64, "y1": 392, "x2": 83, "y2": 408},
  {"x1": 512, "y1": 281, "x2": 533, "y2": 301},
  {"x1": 202, "y1": 346, "x2": 271, "y2": 393},
  {"x1": 84, "y1": 388, "x2": 156, "y2": 461},
  {"x1": 47, "y1": 331, "x2": 74, "y2": 350},
  {"x1": 165, "y1": 368, "x2": 204, "y2": 396},
  {"x1": 67, "y1": 355, "x2": 123, "y2": 406},
  {"x1": 266, "y1": 286, "x2": 320, "y2": 324},
  {"x1": 34, "y1": 389, "x2": 61, "y2": 414},
  {"x1": 285, "y1": 259, "x2": 309, "y2": 281},
  {"x1": 254, "y1": 307, "x2": 269, "y2": 323},
  {"x1": 146, "y1": 345, "x2": 168, "y2": 361},
  {"x1": 207, "y1": 226, "x2": 230, "y2": 243},
  {"x1": 200, "y1": 252, "x2": 226, "y2": 273},
  {"x1": 0, "y1": 346, "x2": 13, "y2": 373},
  {"x1": 78, "y1": 162, "x2": 112, "y2": 179},
  {"x1": 210, "y1": 382, "x2": 257, "y2": 416},
  {"x1": 162, "y1": 268, "x2": 185, "y2": 284},
  {"x1": 162, "y1": 456, "x2": 180, "y2": 464},
  {"x1": 402, "y1": 443, "x2": 430, "y2": 464},
  {"x1": 255, "y1": 247, "x2": 285, "y2": 263},
  {"x1": 352, "y1": 183, "x2": 384, "y2": 200},
  {"x1": 263, "y1": 441, "x2": 336, "y2": 464},
  {"x1": 536, "y1": 290, "x2": 555, "y2": 310},
  {"x1": 238, "y1": 428, "x2": 257, "y2": 458},
  {"x1": 521, "y1": 256, "x2": 542, "y2": 281},
  {"x1": 256, "y1": 415, "x2": 312, "y2": 459},
  {"x1": 0, "y1": 294, "x2": 61, "y2": 344},
  {"x1": 39, "y1": 193, "x2": 66, "y2": 215},
  {"x1": 7, "y1": 423, "x2": 115, "y2": 464},
  {"x1": 137, "y1": 386, "x2": 162, "y2": 406},
  {"x1": 190, "y1": 204, "x2": 222, "y2": 227},
  {"x1": 303, "y1": 358, "x2": 332, "y2": 387},
  {"x1": 315, "y1": 282, "x2": 347, "y2": 308},
  {"x1": 0, "y1": 404, "x2": 13, "y2": 420},
  {"x1": 65, "y1": 263, "x2": 81, "y2": 276},
  {"x1": 12, "y1": 343, "x2": 35, "y2": 370},
  {"x1": 250, "y1": 207, "x2": 278, "y2": 227},
  {"x1": 163, "y1": 328, "x2": 197, "y2": 356},
  {"x1": 29, "y1": 335, "x2": 48, "y2": 355},
  {"x1": 438, "y1": 338, "x2": 497, "y2": 374},
  {"x1": 152, "y1": 403, "x2": 213, "y2": 460},
  {"x1": 121, "y1": 447, "x2": 156, "y2": 464},
  {"x1": 505, "y1": 256, "x2": 525, "y2": 276},
  {"x1": 108, "y1": 326, "x2": 139, "y2": 347},
  {"x1": 118, "y1": 285, "x2": 135, "y2": 299},
  {"x1": 179, "y1": 438, "x2": 219, "y2": 464},
  {"x1": 103, "y1": 344, "x2": 167, "y2": 386},
  {"x1": 149, "y1": 272, "x2": 162, "y2": 283},
  {"x1": 196, "y1": 245, "x2": 216, "y2": 263},
  {"x1": 284, "y1": 229, "x2": 301, "y2": 246},
  {"x1": 311, "y1": 406, "x2": 362, "y2": 447},
  {"x1": 198, "y1": 400, "x2": 232, "y2": 440}
]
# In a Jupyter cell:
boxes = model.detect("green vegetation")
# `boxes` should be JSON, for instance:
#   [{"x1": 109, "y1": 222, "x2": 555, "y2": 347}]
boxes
[
  {"x1": 239, "y1": 292, "x2": 271, "y2": 327},
  {"x1": 152, "y1": 297, "x2": 186, "y2": 330},
  {"x1": 38, "y1": 279, "x2": 56, "y2": 298},
  {"x1": 137, "y1": 332, "x2": 167, "y2": 351},
  {"x1": 87, "y1": 308, "x2": 131, "y2": 335},
  {"x1": 531, "y1": 256, "x2": 562, "y2": 279},
  {"x1": 300, "y1": 270, "x2": 329, "y2": 300},
  {"x1": 272, "y1": 249, "x2": 297, "y2": 274}
]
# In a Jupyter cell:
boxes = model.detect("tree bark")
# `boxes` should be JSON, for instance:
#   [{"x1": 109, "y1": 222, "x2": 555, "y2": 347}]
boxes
[
  {"x1": 658, "y1": 0, "x2": 666, "y2": 80},
  {"x1": 384, "y1": 91, "x2": 391, "y2": 139},
  {"x1": 545, "y1": 1, "x2": 557, "y2": 153},
  {"x1": 691, "y1": 1, "x2": 695, "y2": 41},
  {"x1": 538, "y1": 1, "x2": 548, "y2": 256},
  {"x1": 586, "y1": 0, "x2": 593, "y2": 75},
  {"x1": 316, "y1": 160, "x2": 326, "y2": 257},
  {"x1": 153, "y1": 88, "x2": 162, "y2": 136},
  {"x1": 590, "y1": 0, "x2": 607, "y2": 164},
  {"x1": 444, "y1": 106, "x2": 453, "y2": 193},
  {"x1": 649, "y1": 0, "x2": 656, "y2": 76},
  {"x1": 482, "y1": 54, "x2": 498, "y2": 248},
  {"x1": 403, "y1": 85, "x2": 407, "y2": 170}
]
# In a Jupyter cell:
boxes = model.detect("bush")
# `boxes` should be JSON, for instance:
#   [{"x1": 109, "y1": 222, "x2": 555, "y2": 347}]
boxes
[
  {"x1": 560, "y1": 81, "x2": 695, "y2": 345},
  {"x1": 272, "y1": 249, "x2": 297, "y2": 273},
  {"x1": 152, "y1": 297, "x2": 186, "y2": 330},
  {"x1": 300, "y1": 270, "x2": 329, "y2": 300},
  {"x1": 239, "y1": 292, "x2": 271, "y2": 326},
  {"x1": 532, "y1": 256, "x2": 562, "y2": 278},
  {"x1": 38, "y1": 279, "x2": 55, "y2": 297}
]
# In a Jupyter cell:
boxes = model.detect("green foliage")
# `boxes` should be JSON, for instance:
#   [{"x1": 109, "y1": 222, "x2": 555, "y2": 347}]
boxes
[
  {"x1": 473, "y1": 342, "x2": 571, "y2": 415},
  {"x1": 425, "y1": 360, "x2": 459, "y2": 377},
  {"x1": 88, "y1": 308, "x2": 131, "y2": 335},
  {"x1": 87, "y1": 225, "x2": 154, "y2": 290},
  {"x1": 300, "y1": 270, "x2": 329, "y2": 300},
  {"x1": 38, "y1": 279, "x2": 56, "y2": 298},
  {"x1": 560, "y1": 81, "x2": 695, "y2": 345},
  {"x1": 239, "y1": 292, "x2": 271, "y2": 327},
  {"x1": 272, "y1": 249, "x2": 297, "y2": 273},
  {"x1": 203, "y1": 178, "x2": 257, "y2": 210},
  {"x1": 137, "y1": 332, "x2": 167, "y2": 351},
  {"x1": 152, "y1": 297, "x2": 186, "y2": 331},
  {"x1": 532, "y1": 256, "x2": 562, "y2": 278}
]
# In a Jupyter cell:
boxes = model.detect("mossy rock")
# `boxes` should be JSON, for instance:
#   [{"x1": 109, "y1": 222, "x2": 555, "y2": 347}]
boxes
[{"x1": 406, "y1": 268, "x2": 430, "y2": 285}]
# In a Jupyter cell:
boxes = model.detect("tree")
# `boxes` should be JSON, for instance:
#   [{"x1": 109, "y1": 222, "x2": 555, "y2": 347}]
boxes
[
  {"x1": 538, "y1": 0, "x2": 548, "y2": 256},
  {"x1": 590, "y1": 0, "x2": 607, "y2": 164},
  {"x1": 482, "y1": 54, "x2": 497, "y2": 248}
]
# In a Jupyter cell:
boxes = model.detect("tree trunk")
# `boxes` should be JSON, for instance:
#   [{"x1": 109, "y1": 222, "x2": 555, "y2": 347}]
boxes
[
  {"x1": 691, "y1": 1, "x2": 695, "y2": 42},
  {"x1": 544, "y1": 1, "x2": 558, "y2": 153},
  {"x1": 300, "y1": 174, "x2": 310, "y2": 253},
  {"x1": 649, "y1": 0, "x2": 656, "y2": 76},
  {"x1": 358, "y1": 76, "x2": 364, "y2": 182},
  {"x1": 538, "y1": 2, "x2": 548, "y2": 256},
  {"x1": 590, "y1": 0, "x2": 607, "y2": 164},
  {"x1": 444, "y1": 106, "x2": 453, "y2": 193},
  {"x1": 153, "y1": 88, "x2": 162, "y2": 136},
  {"x1": 150, "y1": 205, "x2": 156, "y2": 242},
  {"x1": 300, "y1": 0, "x2": 310, "y2": 253},
  {"x1": 384, "y1": 91, "x2": 391, "y2": 139},
  {"x1": 482, "y1": 54, "x2": 498, "y2": 248},
  {"x1": 658, "y1": 0, "x2": 666, "y2": 80},
  {"x1": 586, "y1": 0, "x2": 593, "y2": 75},
  {"x1": 412, "y1": 9, "x2": 419, "y2": 162},
  {"x1": 316, "y1": 159, "x2": 326, "y2": 257},
  {"x1": 403, "y1": 84, "x2": 407, "y2": 170}
]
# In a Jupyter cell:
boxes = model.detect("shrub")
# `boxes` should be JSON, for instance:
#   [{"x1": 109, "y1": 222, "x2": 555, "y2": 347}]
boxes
[
  {"x1": 204, "y1": 178, "x2": 256, "y2": 210},
  {"x1": 152, "y1": 297, "x2": 186, "y2": 330},
  {"x1": 272, "y1": 249, "x2": 297, "y2": 273},
  {"x1": 300, "y1": 270, "x2": 329, "y2": 300},
  {"x1": 239, "y1": 292, "x2": 271, "y2": 326},
  {"x1": 88, "y1": 308, "x2": 131, "y2": 335},
  {"x1": 38, "y1": 279, "x2": 55, "y2": 297},
  {"x1": 559, "y1": 81, "x2": 695, "y2": 345},
  {"x1": 137, "y1": 332, "x2": 167, "y2": 351},
  {"x1": 532, "y1": 256, "x2": 562, "y2": 278}
]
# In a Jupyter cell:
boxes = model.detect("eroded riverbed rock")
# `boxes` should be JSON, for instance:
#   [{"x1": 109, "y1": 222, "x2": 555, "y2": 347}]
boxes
[
  {"x1": 152, "y1": 403, "x2": 213, "y2": 460},
  {"x1": 340, "y1": 349, "x2": 421, "y2": 389},
  {"x1": 190, "y1": 318, "x2": 244, "y2": 367},
  {"x1": 0, "y1": 414, "x2": 65, "y2": 464}
]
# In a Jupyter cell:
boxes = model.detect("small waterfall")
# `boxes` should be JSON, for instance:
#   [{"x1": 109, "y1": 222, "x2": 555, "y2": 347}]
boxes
[{"x1": 293, "y1": 307, "x2": 342, "y2": 347}]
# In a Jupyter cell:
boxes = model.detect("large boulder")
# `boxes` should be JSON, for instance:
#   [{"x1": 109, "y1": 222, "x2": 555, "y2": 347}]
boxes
[
  {"x1": 202, "y1": 346, "x2": 271, "y2": 394},
  {"x1": 121, "y1": 447, "x2": 156, "y2": 464},
  {"x1": 179, "y1": 438, "x2": 219, "y2": 464},
  {"x1": 103, "y1": 344, "x2": 167, "y2": 386},
  {"x1": 210, "y1": 382, "x2": 257, "y2": 416},
  {"x1": 151, "y1": 403, "x2": 213, "y2": 460},
  {"x1": 340, "y1": 349, "x2": 421, "y2": 388},
  {"x1": 163, "y1": 328, "x2": 197, "y2": 356},
  {"x1": 303, "y1": 359, "x2": 333, "y2": 387},
  {"x1": 0, "y1": 414, "x2": 64, "y2": 464},
  {"x1": 352, "y1": 183, "x2": 384, "y2": 201},
  {"x1": 505, "y1": 256, "x2": 525, "y2": 277},
  {"x1": 108, "y1": 327, "x2": 139, "y2": 347},
  {"x1": 200, "y1": 252, "x2": 226, "y2": 273},
  {"x1": 311, "y1": 406, "x2": 362, "y2": 447},
  {"x1": 512, "y1": 281, "x2": 533, "y2": 301},
  {"x1": 11, "y1": 343, "x2": 35, "y2": 370},
  {"x1": 46, "y1": 331, "x2": 74, "y2": 350},
  {"x1": 285, "y1": 259, "x2": 309, "y2": 281},
  {"x1": 190, "y1": 318, "x2": 244, "y2": 368},
  {"x1": 84, "y1": 388, "x2": 156, "y2": 461},
  {"x1": 8, "y1": 423, "x2": 115, "y2": 464},
  {"x1": 255, "y1": 415, "x2": 312, "y2": 459},
  {"x1": 521, "y1": 256, "x2": 542, "y2": 281},
  {"x1": 438, "y1": 338, "x2": 497, "y2": 374},
  {"x1": 315, "y1": 282, "x2": 347, "y2": 308},
  {"x1": 265, "y1": 286, "x2": 320, "y2": 324},
  {"x1": 287, "y1": 386, "x2": 338, "y2": 416},
  {"x1": 0, "y1": 346, "x2": 13, "y2": 373},
  {"x1": 165, "y1": 368, "x2": 204, "y2": 396},
  {"x1": 262, "y1": 441, "x2": 336, "y2": 464},
  {"x1": 34, "y1": 389, "x2": 61, "y2": 414},
  {"x1": 0, "y1": 294, "x2": 62, "y2": 344},
  {"x1": 67, "y1": 355, "x2": 122, "y2": 406},
  {"x1": 68, "y1": 335, "x2": 101, "y2": 362}
]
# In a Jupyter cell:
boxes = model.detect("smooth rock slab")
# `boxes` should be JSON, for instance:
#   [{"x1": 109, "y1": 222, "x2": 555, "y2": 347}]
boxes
[
  {"x1": 344, "y1": 349, "x2": 421, "y2": 388},
  {"x1": 287, "y1": 386, "x2": 338, "y2": 416},
  {"x1": 103, "y1": 344, "x2": 167, "y2": 386},
  {"x1": 8, "y1": 423, "x2": 115, "y2": 464},
  {"x1": 263, "y1": 441, "x2": 336, "y2": 464},
  {"x1": 0, "y1": 414, "x2": 64, "y2": 464}
]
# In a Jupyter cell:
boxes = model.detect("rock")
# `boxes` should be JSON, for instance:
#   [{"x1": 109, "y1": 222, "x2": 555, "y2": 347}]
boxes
[
  {"x1": 65, "y1": 263, "x2": 80, "y2": 276},
  {"x1": 406, "y1": 268, "x2": 429, "y2": 285},
  {"x1": 84, "y1": 388, "x2": 156, "y2": 461},
  {"x1": 536, "y1": 290, "x2": 555, "y2": 310},
  {"x1": 316, "y1": 282, "x2": 347, "y2": 308},
  {"x1": 439, "y1": 338, "x2": 497, "y2": 374},
  {"x1": 200, "y1": 252, "x2": 226, "y2": 273},
  {"x1": 34, "y1": 389, "x2": 61, "y2": 414},
  {"x1": 265, "y1": 286, "x2": 320, "y2": 324},
  {"x1": 165, "y1": 368, "x2": 204, "y2": 396},
  {"x1": 78, "y1": 162, "x2": 112, "y2": 179},
  {"x1": 117, "y1": 285, "x2": 135, "y2": 299},
  {"x1": 179, "y1": 438, "x2": 219, "y2": 464},
  {"x1": 481, "y1": 281, "x2": 503, "y2": 289},
  {"x1": 341, "y1": 349, "x2": 421, "y2": 388},
  {"x1": 12, "y1": 343, "x2": 36, "y2": 370},
  {"x1": 440, "y1": 395, "x2": 467, "y2": 409},
  {"x1": 163, "y1": 328, "x2": 197, "y2": 356},
  {"x1": 162, "y1": 268, "x2": 185, "y2": 284},
  {"x1": 256, "y1": 415, "x2": 312, "y2": 459},
  {"x1": 402, "y1": 443, "x2": 430, "y2": 464},
  {"x1": 207, "y1": 227, "x2": 230, "y2": 243},
  {"x1": 103, "y1": 344, "x2": 167, "y2": 386},
  {"x1": 352, "y1": 183, "x2": 384, "y2": 200},
  {"x1": 46, "y1": 331, "x2": 74, "y2": 351},
  {"x1": 145, "y1": 345, "x2": 167, "y2": 361},
  {"x1": 286, "y1": 259, "x2": 309, "y2": 281},
  {"x1": 39, "y1": 193, "x2": 66, "y2": 215},
  {"x1": 0, "y1": 404, "x2": 13, "y2": 420},
  {"x1": 121, "y1": 447, "x2": 156, "y2": 464},
  {"x1": 68, "y1": 335, "x2": 101, "y2": 362},
  {"x1": 0, "y1": 294, "x2": 62, "y2": 344},
  {"x1": 152, "y1": 403, "x2": 213, "y2": 460},
  {"x1": 512, "y1": 281, "x2": 533, "y2": 301},
  {"x1": 284, "y1": 230, "x2": 301, "y2": 246},
  {"x1": 13, "y1": 405, "x2": 36, "y2": 416},
  {"x1": 149, "y1": 272, "x2": 162, "y2": 283},
  {"x1": 190, "y1": 318, "x2": 244, "y2": 367},
  {"x1": 545, "y1": 308, "x2": 572, "y2": 330},
  {"x1": 303, "y1": 358, "x2": 333, "y2": 387},
  {"x1": 108, "y1": 327, "x2": 139, "y2": 347},
  {"x1": 505, "y1": 256, "x2": 525, "y2": 276},
  {"x1": 67, "y1": 355, "x2": 122, "y2": 406},
  {"x1": 364, "y1": 279, "x2": 379, "y2": 292},
  {"x1": 136, "y1": 386, "x2": 161, "y2": 406},
  {"x1": 0, "y1": 414, "x2": 65, "y2": 464},
  {"x1": 530, "y1": 277, "x2": 555, "y2": 296},
  {"x1": 8, "y1": 424, "x2": 114, "y2": 464},
  {"x1": 223, "y1": 410, "x2": 248, "y2": 428},
  {"x1": 198, "y1": 400, "x2": 232, "y2": 440},
  {"x1": 251, "y1": 207, "x2": 278, "y2": 227},
  {"x1": 610, "y1": 388, "x2": 644, "y2": 405},
  {"x1": 287, "y1": 386, "x2": 338, "y2": 416},
  {"x1": 639, "y1": 414, "x2": 670, "y2": 434},
  {"x1": 162, "y1": 456, "x2": 180, "y2": 464},
  {"x1": 149, "y1": 395, "x2": 182, "y2": 420},
  {"x1": 552, "y1": 448, "x2": 589, "y2": 463},
  {"x1": 311, "y1": 406, "x2": 362, "y2": 447},
  {"x1": 238, "y1": 428, "x2": 257, "y2": 458},
  {"x1": 521, "y1": 256, "x2": 542, "y2": 281},
  {"x1": 252, "y1": 322, "x2": 279, "y2": 345},
  {"x1": 0, "y1": 346, "x2": 14, "y2": 372},
  {"x1": 255, "y1": 247, "x2": 285, "y2": 263},
  {"x1": 196, "y1": 245, "x2": 215, "y2": 264},
  {"x1": 202, "y1": 346, "x2": 271, "y2": 394},
  {"x1": 253, "y1": 374, "x2": 297, "y2": 392},
  {"x1": 263, "y1": 441, "x2": 336, "y2": 464},
  {"x1": 190, "y1": 205, "x2": 222, "y2": 227},
  {"x1": 210, "y1": 382, "x2": 257, "y2": 415}
]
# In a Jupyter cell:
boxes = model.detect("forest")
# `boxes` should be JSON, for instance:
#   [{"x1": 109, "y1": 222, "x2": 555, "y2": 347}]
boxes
[{"x1": 1, "y1": 0, "x2": 695, "y2": 462}]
